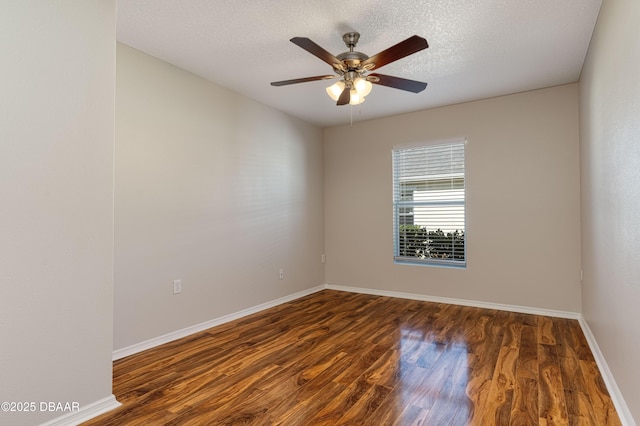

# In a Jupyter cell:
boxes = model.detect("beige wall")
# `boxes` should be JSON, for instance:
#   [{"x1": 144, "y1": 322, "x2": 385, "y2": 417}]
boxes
[
  {"x1": 324, "y1": 84, "x2": 581, "y2": 312},
  {"x1": 580, "y1": 0, "x2": 640, "y2": 422},
  {"x1": 114, "y1": 44, "x2": 325, "y2": 350},
  {"x1": 0, "y1": 1, "x2": 116, "y2": 425}
]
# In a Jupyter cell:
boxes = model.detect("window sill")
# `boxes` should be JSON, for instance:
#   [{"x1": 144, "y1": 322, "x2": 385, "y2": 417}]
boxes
[{"x1": 394, "y1": 258, "x2": 466, "y2": 269}]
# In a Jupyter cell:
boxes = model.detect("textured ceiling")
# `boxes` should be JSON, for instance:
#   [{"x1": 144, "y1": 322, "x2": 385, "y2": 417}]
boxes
[{"x1": 117, "y1": 0, "x2": 602, "y2": 128}]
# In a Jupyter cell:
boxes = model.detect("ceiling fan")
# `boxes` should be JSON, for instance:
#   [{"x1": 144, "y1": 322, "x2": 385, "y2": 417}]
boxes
[{"x1": 271, "y1": 32, "x2": 429, "y2": 106}]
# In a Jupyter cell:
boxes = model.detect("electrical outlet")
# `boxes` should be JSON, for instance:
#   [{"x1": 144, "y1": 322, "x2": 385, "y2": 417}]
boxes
[
  {"x1": 173, "y1": 279, "x2": 182, "y2": 294},
  {"x1": 278, "y1": 269, "x2": 284, "y2": 280},
  {"x1": 321, "y1": 254, "x2": 326, "y2": 264}
]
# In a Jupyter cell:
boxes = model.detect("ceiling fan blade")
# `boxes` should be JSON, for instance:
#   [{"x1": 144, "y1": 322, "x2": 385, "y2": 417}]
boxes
[
  {"x1": 361, "y1": 35, "x2": 428, "y2": 70},
  {"x1": 337, "y1": 86, "x2": 351, "y2": 105},
  {"x1": 290, "y1": 37, "x2": 344, "y2": 69},
  {"x1": 368, "y1": 73, "x2": 427, "y2": 93},
  {"x1": 271, "y1": 75, "x2": 336, "y2": 86}
]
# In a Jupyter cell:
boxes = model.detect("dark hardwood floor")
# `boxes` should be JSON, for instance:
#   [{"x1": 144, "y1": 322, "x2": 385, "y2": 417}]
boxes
[{"x1": 83, "y1": 290, "x2": 621, "y2": 425}]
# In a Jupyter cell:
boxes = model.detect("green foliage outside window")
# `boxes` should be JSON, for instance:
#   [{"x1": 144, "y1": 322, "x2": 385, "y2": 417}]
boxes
[{"x1": 398, "y1": 225, "x2": 465, "y2": 261}]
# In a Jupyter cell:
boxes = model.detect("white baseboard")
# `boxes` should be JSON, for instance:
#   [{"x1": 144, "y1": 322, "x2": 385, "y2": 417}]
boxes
[
  {"x1": 39, "y1": 395, "x2": 121, "y2": 426},
  {"x1": 113, "y1": 285, "x2": 325, "y2": 360},
  {"x1": 578, "y1": 317, "x2": 637, "y2": 426},
  {"x1": 324, "y1": 284, "x2": 581, "y2": 319}
]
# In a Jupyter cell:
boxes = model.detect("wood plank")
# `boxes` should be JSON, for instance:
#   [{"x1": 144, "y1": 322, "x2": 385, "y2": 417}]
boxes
[
  {"x1": 567, "y1": 320, "x2": 596, "y2": 362},
  {"x1": 335, "y1": 383, "x2": 392, "y2": 425},
  {"x1": 308, "y1": 379, "x2": 372, "y2": 425},
  {"x1": 539, "y1": 315, "x2": 557, "y2": 345},
  {"x1": 480, "y1": 345, "x2": 519, "y2": 424},
  {"x1": 269, "y1": 381, "x2": 346, "y2": 426},
  {"x1": 579, "y1": 359, "x2": 622, "y2": 426},
  {"x1": 538, "y1": 343, "x2": 570, "y2": 425},
  {"x1": 564, "y1": 389, "x2": 598, "y2": 425},
  {"x1": 559, "y1": 355, "x2": 590, "y2": 395},
  {"x1": 510, "y1": 324, "x2": 539, "y2": 425},
  {"x1": 511, "y1": 377, "x2": 538, "y2": 426},
  {"x1": 465, "y1": 309, "x2": 506, "y2": 424}
]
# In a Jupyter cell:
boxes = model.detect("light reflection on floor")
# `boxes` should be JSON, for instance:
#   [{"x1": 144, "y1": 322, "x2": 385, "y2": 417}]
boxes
[{"x1": 395, "y1": 326, "x2": 472, "y2": 425}]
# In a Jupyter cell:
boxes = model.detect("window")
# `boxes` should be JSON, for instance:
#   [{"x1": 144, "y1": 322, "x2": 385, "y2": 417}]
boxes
[{"x1": 392, "y1": 140, "x2": 466, "y2": 267}]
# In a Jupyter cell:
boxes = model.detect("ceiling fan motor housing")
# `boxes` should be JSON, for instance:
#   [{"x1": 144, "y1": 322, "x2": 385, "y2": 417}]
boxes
[
  {"x1": 337, "y1": 32, "x2": 369, "y2": 71},
  {"x1": 336, "y1": 51, "x2": 369, "y2": 70}
]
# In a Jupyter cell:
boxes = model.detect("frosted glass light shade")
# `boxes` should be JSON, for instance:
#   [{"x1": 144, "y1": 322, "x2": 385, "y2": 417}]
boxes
[
  {"x1": 354, "y1": 78, "x2": 372, "y2": 97},
  {"x1": 349, "y1": 89, "x2": 365, "y2": 105},
  {"x1": 326, "y1": 81, "x2": 345, "y2": 101}
]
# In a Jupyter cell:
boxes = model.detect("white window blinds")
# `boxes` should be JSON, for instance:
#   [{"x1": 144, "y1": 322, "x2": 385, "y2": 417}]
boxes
[{"x1": 392, "y1": 140, "x2": 466, "y2": 267}]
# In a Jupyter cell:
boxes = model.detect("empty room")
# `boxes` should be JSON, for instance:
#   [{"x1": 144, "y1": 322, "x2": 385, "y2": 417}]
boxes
[{"x1": 2, "y1": 1, "x2": 638, "y2": 425}]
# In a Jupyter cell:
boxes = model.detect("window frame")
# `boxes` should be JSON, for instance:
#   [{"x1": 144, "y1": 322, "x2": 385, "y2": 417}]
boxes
[{"x1": 392, "y1": 139, "x2": 467, "y2": 268}]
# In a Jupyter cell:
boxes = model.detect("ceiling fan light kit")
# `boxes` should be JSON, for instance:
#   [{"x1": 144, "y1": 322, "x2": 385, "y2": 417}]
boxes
[{"x1": 271, "y1": 32, "x2": 429, "y2": 107}]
